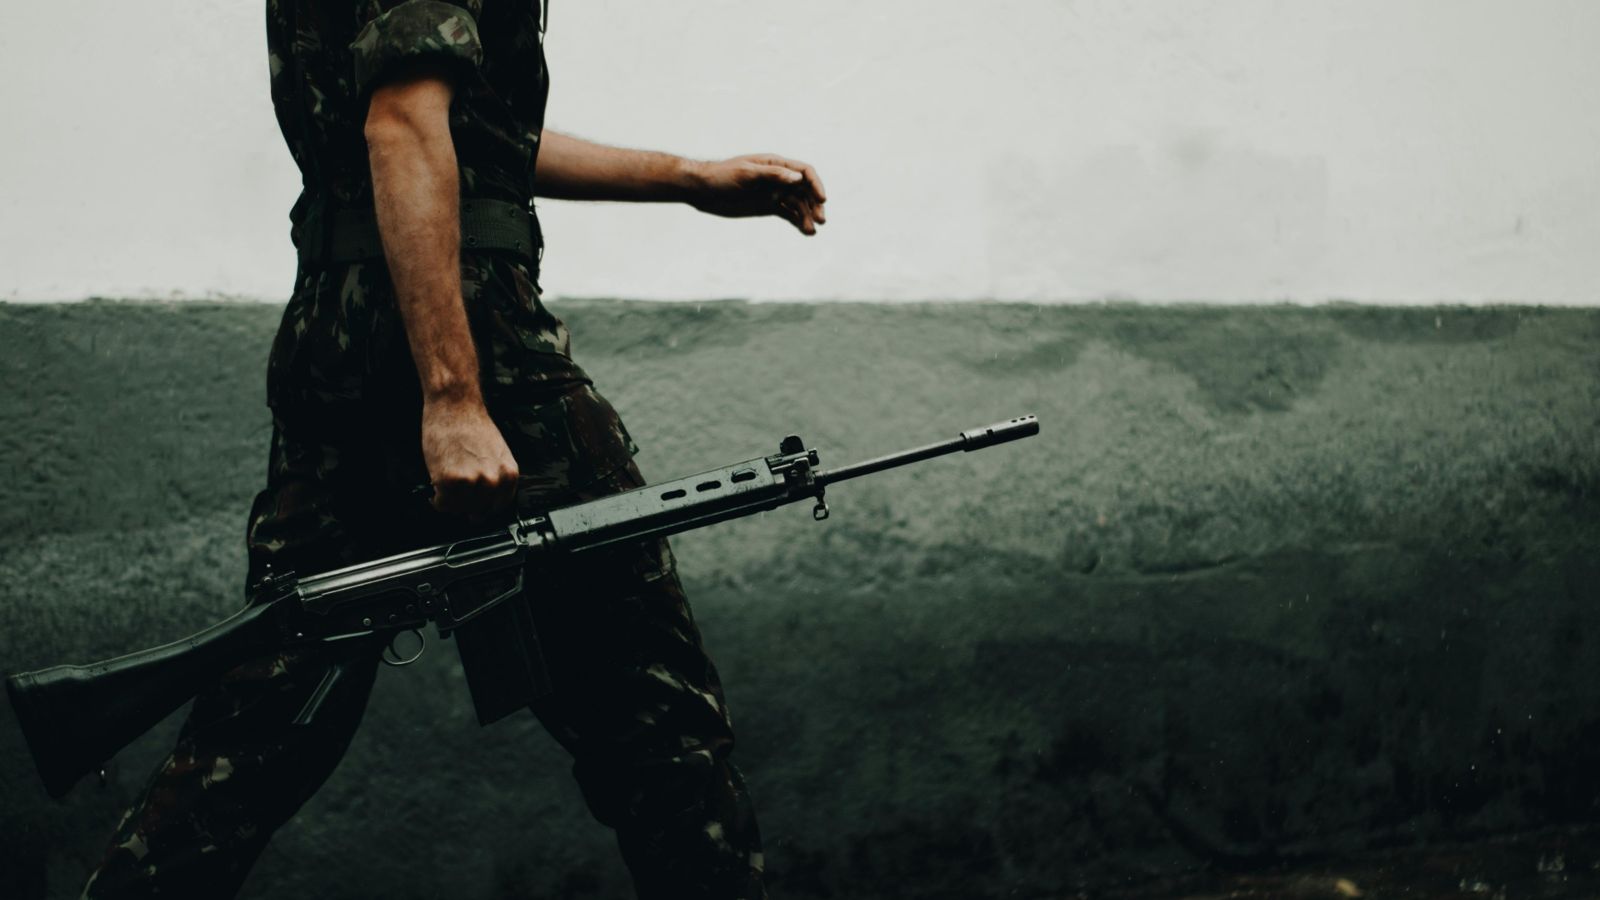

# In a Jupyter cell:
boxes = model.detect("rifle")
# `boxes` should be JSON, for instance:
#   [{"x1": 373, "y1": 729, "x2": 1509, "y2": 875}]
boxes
[{"x1": 6, "y1": 415, "x2": 1038, "y2": 799}]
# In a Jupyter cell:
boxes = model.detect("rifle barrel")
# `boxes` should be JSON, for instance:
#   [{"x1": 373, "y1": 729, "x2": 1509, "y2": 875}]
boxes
[{"x1": 816, "y1": 414, "x2": 1037, "y2": 487}]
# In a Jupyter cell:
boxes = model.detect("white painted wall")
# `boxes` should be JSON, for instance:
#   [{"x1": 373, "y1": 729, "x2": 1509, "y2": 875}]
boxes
[{"x1": 2, "y1": 1, "x2": 1596, "y2": 304}]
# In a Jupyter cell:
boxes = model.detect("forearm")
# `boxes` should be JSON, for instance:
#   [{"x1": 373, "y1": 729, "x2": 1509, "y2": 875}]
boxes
[
  {"x1": 366, "y1": 83, "x2": 481, "y2": 404},
  {"x1": 534, "y1": 129, "x2": 704, "y2": 202},
  {"x1": 365, "y1": 74, "x2": 519, "y2": 513}
]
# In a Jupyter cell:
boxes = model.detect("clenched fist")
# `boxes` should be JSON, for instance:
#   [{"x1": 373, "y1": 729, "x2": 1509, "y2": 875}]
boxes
[{"x1": 420, "y1": 395, "x2": 520, "y2": 519}]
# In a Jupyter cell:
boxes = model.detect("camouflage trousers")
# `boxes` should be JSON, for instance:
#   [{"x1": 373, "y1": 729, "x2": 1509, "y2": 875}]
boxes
[{"x1": 80, "y1": 382, "x2": 766, "y2": 900}]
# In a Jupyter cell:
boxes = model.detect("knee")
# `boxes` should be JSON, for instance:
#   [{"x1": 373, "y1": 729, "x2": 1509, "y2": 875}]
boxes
[{"x1": 573, "y1": 740, "x2": 732, "y2": 829}]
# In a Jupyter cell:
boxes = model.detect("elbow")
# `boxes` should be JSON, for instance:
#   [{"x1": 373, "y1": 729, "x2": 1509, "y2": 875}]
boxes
[
  {"x1": 363, "y1": 72, "x2": 456, "y2": 148},
  {"x1": 363, "y1": 97, "x2": 432, "y2": 149},
  {"x1": 363, "y1": 104, "x2": 406, "y2": 147}
]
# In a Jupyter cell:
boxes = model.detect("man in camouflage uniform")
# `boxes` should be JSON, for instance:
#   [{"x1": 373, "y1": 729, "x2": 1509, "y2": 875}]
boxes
[{"x1": 81, "y1": 1, "x2": 826, "y2": 897}]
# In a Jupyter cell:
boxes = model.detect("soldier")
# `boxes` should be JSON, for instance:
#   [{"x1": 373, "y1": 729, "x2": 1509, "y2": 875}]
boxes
[{"x1": 81, "y1": 1, "x2": 825, "y2": 897}]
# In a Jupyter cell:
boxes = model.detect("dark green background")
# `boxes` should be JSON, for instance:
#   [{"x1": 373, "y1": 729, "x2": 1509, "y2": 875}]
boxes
[{"x1": 2, "y1": 300, "x2": 1597, "y2": 899}]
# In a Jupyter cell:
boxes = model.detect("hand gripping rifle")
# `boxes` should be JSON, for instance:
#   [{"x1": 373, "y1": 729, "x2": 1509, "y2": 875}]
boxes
[{"x1": 6, "y1": 415, "x2": 1038, "y2": 798}]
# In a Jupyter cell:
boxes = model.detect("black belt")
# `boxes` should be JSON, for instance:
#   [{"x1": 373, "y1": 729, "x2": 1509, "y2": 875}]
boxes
[{"x1": 297, "y1": 199, "x2": 540, "y2": 266}]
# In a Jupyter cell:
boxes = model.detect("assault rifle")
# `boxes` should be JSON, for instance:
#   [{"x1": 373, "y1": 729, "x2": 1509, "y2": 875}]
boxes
[{"x1": 7, "y1": 415, "x2": 1037, "y2": 799}]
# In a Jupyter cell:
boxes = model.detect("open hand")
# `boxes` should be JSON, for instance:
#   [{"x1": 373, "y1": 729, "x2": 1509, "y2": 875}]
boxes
[
  {"x1": 420, "y1": 396, "x2": 520, "y2": 520},
  {"x1": 687, "y1": 153, "x2": 827, "y2": 235}
]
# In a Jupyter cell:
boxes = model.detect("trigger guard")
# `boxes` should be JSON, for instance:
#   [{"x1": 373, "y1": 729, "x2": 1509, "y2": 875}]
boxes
[{"x1": 382, "y1": 628, "x2": 427, "y2": 667}]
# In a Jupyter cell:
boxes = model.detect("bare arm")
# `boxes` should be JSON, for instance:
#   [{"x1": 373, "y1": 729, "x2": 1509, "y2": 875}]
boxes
[
  {"x1": 536, "y1": 130, "x2": 828, "y2": 235},
  {"x1": 534, "y1": 130, "x2": 699, "y2": 202},
  {"x1": 365, "y1": 69, "x2": 518, "y2": 517}
]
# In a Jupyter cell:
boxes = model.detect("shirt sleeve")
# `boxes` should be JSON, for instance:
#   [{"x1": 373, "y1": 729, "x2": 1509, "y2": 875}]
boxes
[{"x1": 350, "y1": 0, "x2": 485, "y2": 97}]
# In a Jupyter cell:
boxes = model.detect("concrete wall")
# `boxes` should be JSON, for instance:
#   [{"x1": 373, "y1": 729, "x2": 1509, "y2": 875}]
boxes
[
  {"x1": 1, "y1": 301, "x2": 1597, "y2": 898},
  {"x1": 5, "y1": 1, "x2": 1600, "y2": 303}
]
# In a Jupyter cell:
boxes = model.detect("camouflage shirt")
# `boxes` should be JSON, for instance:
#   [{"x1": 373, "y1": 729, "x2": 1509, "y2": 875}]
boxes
[{"x1": 264, "y1": 0, "x2": 588, "y2": 409}]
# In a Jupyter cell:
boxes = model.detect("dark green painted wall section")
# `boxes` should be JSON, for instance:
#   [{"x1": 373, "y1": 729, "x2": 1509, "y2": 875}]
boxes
[{"x1": 1, "y1": 301, "x2": 1597, "y2": 899}]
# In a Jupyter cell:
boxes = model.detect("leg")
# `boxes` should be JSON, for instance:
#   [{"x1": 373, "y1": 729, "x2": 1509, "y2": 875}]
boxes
[
  {"x1": 498, "y1": 385, "x2": 766, "y2": 899},
  {"x1": 83, "y1": 402, "x2": 400, "y2": 899},
  {"x1": 532, "y1": 534, "x2": 766, "y2": 900},
  {"x1": 81, "y1": 639, "x2": 382, "y2": 899}
]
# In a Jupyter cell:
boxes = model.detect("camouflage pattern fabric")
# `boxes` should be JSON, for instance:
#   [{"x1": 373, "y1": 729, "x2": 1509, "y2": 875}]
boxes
[
  {"x1": 82, "y1": 386, "x2": 766, "y2": 900},
  {"x1": 81, "y1": 1, "x2": 767, "y2": 896},
  {"x1": 268, "y1": 0, "x2": 581, "y2": 389},
  {"x1": 261, "y1": 255, "x2": 589, "y2": 451},
  {"x1": 269, "y1": 0, "x2": 557, "y2": 260},
  {"x1": 350, "y1": 0, "x2": 484, "y2": 98}
]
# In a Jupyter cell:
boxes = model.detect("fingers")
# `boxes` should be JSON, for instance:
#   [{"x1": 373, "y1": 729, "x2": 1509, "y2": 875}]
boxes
[
  {"x1": 792, "y1": 159, "x2": 828, "y2": 205},
  {"x1": 422, "y1": 401, "x2": 521, "y2": 521},
  {"x1": 774, "y1": 157, "x2": 827, "y2": 231},
  {"x1": 776, "y1": 195, "x2": 815, "y2": 235},
  {"x1": 751, "y1": 162, "x2": 825, "y2": 235},
  {"x1": 772, "y1": 190, "x2": 820, "y2": 235},
  {"x1": 796, "y1": 193, "x2": 824, "y2": 235},
  {"x1": 430, "y1": 460, "x2": 520, "y2": 522},
  {"x1": 753, "y1": 154, "x2": 827, "y2": 204},
  {"x1": 753, "y1": 164, "x2": 806, "y2": 187}
]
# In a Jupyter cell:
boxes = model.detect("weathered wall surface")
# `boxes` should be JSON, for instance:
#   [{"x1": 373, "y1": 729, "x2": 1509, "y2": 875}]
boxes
[{"x1": 1, "y1": 301, "x2": 1597, "y2": 898}]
